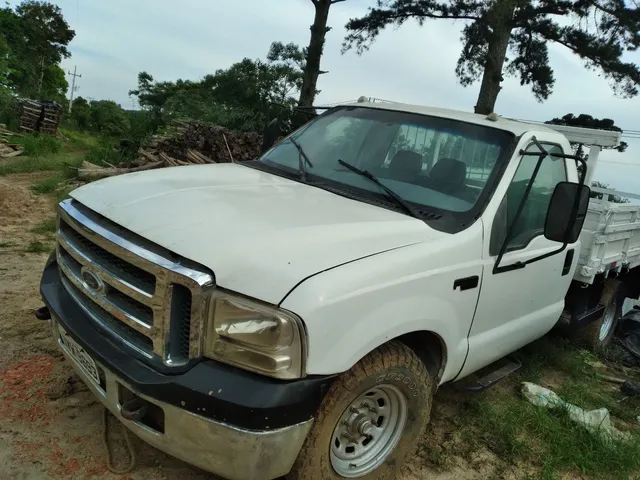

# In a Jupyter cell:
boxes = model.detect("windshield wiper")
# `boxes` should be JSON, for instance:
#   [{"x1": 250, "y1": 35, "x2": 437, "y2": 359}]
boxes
[
  {"x1": 338, "y1": 160, "x2": 423, "y2": 220},
  {"x1": 289, "y1": 137, "x2": 313, "y2": 181}
]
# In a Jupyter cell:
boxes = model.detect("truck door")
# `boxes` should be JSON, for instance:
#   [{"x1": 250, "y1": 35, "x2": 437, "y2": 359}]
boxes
[{"x1": 458, "y1": 141, "x2": 577, "y2": 378}]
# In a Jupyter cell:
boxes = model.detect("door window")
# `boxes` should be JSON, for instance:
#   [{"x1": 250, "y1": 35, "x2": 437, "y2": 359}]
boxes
[{"x1": 502, "y1": 143, "x2": 567, "y2": 251}]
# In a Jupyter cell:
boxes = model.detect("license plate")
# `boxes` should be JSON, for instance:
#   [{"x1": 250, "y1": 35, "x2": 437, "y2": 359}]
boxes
[{"x1": 58, "y1": 325, "x2": 101, "y2": 386}]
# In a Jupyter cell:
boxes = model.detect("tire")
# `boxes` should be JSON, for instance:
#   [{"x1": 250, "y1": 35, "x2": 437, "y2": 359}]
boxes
[
  {"x1": 288, "y1": 341, "x2": 433, "y2": 480},
  {"x1": 573, "y1": 279, "x2": 623, "y2": 351}
]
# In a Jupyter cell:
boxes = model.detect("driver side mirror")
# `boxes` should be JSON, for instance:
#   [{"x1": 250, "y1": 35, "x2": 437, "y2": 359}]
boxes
[{"x1": 544, "y1": 181, "x2": 590, "y2": 244}]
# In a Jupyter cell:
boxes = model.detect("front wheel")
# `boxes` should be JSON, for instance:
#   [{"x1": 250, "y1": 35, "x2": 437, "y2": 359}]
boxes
[{"x1": 288, "y1": 341, "x2": 433, "y2": 480}]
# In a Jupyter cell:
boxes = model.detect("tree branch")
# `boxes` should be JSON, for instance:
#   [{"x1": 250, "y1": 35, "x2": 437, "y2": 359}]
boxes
[
  {"x1": 331, "y1": 0, "x2": 347, "y2": 3},
  {"x1": 584, "y1": 0, "x2": 619, "y2": 17},
  {"x1": 377, "y1": 11, "x2": 480, "y2": 22}
]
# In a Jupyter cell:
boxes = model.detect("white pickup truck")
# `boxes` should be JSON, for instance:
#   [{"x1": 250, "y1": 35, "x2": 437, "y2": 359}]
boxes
[{"x1": 37, "y1": 99, "x2": 640, "y2": 480}]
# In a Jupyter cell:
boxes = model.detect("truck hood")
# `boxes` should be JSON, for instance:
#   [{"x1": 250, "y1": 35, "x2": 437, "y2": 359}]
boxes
[{"x1": 70, "y1": 163, "x2": 443, "y2": 303}]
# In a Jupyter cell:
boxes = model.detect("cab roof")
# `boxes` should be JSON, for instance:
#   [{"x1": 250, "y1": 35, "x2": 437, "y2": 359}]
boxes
[
  {"x1": 341, "y1": 100, "x2": 621, "y2": 148},
  {"x1": 342, "y1": 100, "x2": 559, "y2": 138}
]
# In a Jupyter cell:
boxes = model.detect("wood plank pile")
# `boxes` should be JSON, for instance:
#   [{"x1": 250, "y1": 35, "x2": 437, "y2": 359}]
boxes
[
  {"x1": 153, "y1": 121, "x2": 263, "y2": 164},
  {"x1": 79, "y1": 121, "x2": 264, "y2": 179},
  {"x1": 15, "y1": 99, "x2": 63, "y2": 134},
  {"x1": 39, "y1": 101, "x2": 64, "y2": 134},
  {"x1": 0, "y1": 125, "x2": 24, "y2": 158}
]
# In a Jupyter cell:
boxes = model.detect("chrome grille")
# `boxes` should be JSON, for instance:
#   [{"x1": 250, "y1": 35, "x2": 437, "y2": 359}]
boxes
[{"x1": 56, "y1": 199, "x2": 214, "y2": 366}]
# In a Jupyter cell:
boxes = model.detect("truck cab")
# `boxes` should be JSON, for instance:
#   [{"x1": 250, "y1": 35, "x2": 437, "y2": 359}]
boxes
[{"x1": 39, "y1": 100, "x2": 628, "y2": 480}]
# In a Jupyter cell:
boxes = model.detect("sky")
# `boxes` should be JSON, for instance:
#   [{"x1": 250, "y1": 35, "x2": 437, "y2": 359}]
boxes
[{"x1": 12, "y1": 0, "x2": 640, "y2": 193}]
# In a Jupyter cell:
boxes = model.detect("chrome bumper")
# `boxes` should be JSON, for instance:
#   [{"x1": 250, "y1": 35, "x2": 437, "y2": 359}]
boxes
[{"x1": 51, "y1": 317, "x2": 313, "y2": 480}]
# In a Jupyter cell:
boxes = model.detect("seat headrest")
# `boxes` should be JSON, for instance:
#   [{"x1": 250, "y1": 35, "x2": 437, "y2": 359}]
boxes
[
  {"x1": 388, "y1": 150, "x2": 423, "y2": 179},
  {"x1": 429, "y1": 158, "x2": 467, "y2": 191}
]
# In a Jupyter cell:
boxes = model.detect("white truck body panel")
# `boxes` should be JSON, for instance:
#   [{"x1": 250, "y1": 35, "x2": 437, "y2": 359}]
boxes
[
  {"x1": 459, "y1": 132, "x2": 580, "y2": 378},
  {"x1": 575, "y1": 190, "x2": 640, "y2": 284},
  {"x1": 67, "y1": 100, "x2": 634, "y2": 386},
  {"x1": 70, "y1": 163, "x2": 442, "y2": 304},
  {"x1": 281, "y1": 221, "x2": 484, "y2": 381}
]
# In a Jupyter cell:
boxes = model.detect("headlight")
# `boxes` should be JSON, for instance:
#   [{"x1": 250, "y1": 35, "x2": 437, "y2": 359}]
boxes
[{"x1": 203, "y1": 291, "x2": 306, "y2": 379}]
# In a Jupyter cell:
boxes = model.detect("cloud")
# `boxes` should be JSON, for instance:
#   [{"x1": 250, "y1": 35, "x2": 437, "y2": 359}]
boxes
[{"x1": 7, "y1": 0, "x2": 640, "y2": 191}]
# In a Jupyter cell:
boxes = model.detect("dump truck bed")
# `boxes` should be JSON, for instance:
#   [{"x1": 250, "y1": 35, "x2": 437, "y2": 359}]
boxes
[{"x1": 574, "y1": 188, "x2": 640, "y2": 284}]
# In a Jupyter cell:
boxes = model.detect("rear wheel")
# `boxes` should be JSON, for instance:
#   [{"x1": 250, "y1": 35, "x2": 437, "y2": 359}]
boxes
[
  {"x1": 573, "y1": 279, "x2": 623, "y2": 351},
  {"x1": 288, "y1": 341, "x2": 433, "y2": 480}
]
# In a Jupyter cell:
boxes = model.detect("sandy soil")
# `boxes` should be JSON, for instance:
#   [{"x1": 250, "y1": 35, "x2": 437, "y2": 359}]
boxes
[{"x1": 0, "y1": 173, "x2": 513, "y2": 479}]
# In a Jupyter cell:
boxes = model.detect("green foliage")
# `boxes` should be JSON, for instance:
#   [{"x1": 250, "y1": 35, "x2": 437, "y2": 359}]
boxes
[
  {"x1": 343, "y1": 0, "x2": 640, "y2": 108},
  {"x1": 0, "y1": 86, "x2": 16, "y2": 129},
  {"x1": 0, "y1": 151, "x2": 83, "y2": 175},
  {"x1": 0, "y1": 36, "x2": 10, "y2": 89},
  {"x1": 13, "y1": 133, "x2": 63, "y2": 156},
  {"x1": 25, "y1": 239, "x2": 51, "y2": 253},
  {"x1": 84, "y1": 137, "x2": 129, "y2": 167},
  {"x1": 30, "y1": 175, "x2": 63, "y2": 195},
  {"x1": 129, "y1": 41, "x2": 305, "y2": 133},
  {"x1": 61, "y1": 128, "x2": 99, "y2": 151},
  {"x1": 0, "y1": 1, "x2": 74, "y2": 101},
  {"x1": 456, "y1": 337, "x2": 640, "y2": 479},
  {"x1": 88, "y1": 100, "x2": 130, "y2": 136},
  {"x1": 29, "y1": 217, "x2": 56, "y2": 234},
  {"x1": 590, "y1": 181, "x2": 630, "y2": 204},
  {"x1": 0, "y1": 241, "x2": 16, "y2": 248},
  {"x1": 545, "y1": 113, "x2": 628, "y2": 153}
]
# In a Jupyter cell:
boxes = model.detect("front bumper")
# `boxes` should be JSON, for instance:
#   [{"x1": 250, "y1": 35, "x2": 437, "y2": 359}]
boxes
[
  {"x1": 51, "y1": 316, "x2": 311, "y2": 480},
  {"x1": 41, "y1": 261, "x2": 334, "y2": 479}
]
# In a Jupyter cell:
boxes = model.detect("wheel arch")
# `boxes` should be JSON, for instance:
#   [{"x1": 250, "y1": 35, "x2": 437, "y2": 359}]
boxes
[{"x1": 394, "y1": 331, "x2": 447, "y2": 384}]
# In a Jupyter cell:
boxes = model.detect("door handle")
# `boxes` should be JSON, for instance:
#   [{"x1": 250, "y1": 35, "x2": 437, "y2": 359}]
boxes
[
  {"x1": 562, "y1": 249, "x2": 575, "y2": 276},
  {"x1": 453, "y1": 276, "x2": 479, "y2": 291}
]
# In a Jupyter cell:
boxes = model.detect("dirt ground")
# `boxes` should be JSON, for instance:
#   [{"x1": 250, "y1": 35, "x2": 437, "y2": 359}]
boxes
[{"x1": 0, "y1": 173, "x2": 525, "y2": 479}]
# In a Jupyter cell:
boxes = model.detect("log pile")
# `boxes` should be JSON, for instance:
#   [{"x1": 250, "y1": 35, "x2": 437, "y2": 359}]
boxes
[
  {"x1": 80, "y1": 121, "x2": 265, "y2": 179},
  {"x1": 0, "y1": 126, "x2": 23, "y2": 158},
  {"x1": 15, "y1": 99, "x2": 63, "y2": 134},
  {"x1": 39, "y1": 101, "x2": 64, "y2": 134},
  {"x1": 152, "y1": 121, "x2": 263, "y2": 164}
]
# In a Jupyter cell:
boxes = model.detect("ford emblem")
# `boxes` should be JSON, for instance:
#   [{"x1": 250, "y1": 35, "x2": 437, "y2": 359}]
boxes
[{"x1": 80, "y1": 267, "x2": 105, "y2": 294}]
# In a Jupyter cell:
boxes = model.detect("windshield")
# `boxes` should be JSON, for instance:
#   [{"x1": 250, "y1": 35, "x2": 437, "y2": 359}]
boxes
[{"x1": 254, "y1": 106, "x2": 513, "y2": 215}]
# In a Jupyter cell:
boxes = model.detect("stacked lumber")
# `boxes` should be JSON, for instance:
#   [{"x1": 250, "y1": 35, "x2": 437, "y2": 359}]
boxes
[
  {"x1": 0, "y1": 126, "x2": 24, "y2": 158},
  {"x1": 153, "y1": 121, "x2": 263, "y2": 164},
  {"x1": 84, "y1": 121, "x2": 265, "y2": 178},
  {"x1": 39, "y1": 101, "x2": 63, "y2": 134},
  {"x1": 15, "y1": 99, "x2": 63, "y2": 134},
  {"x1": 16, "y1": 99, "x2": 41, "y2": 132}
]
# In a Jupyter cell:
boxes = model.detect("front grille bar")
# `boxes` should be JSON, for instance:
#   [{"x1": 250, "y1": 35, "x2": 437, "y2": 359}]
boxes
[{"x1": 56, "y1": 198, "x2": 214, "y2": 366}]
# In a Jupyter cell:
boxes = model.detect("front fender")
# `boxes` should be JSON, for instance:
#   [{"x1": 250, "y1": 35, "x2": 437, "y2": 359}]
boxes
[{"x1": 281, "y1": 226, "x2": 483, "y2": 383}]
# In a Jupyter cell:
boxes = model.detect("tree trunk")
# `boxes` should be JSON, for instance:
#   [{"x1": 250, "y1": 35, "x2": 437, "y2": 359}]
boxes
[
  {"x1": 298, "y1": 0, "x2": 332, "y2": 107},
  {"x1": 474, "y1": 1, "x2": 516, "y2": 115}
]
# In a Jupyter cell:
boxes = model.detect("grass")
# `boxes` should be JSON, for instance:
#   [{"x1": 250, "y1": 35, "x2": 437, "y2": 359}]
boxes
[
  {"x1": 0, "y1": 241, "x2": 16, "y2": 248},
  {"x1": 454, "y1": 336, "x2": 640, "y2": 479},
  {"x1": 30, "y1": 175, "x2": 65, "y2": 195},
  {"x1": 29, "y1": 217, "x2": 57, "y2": 235},
  {"x1": 84, "y1": 138, "x2": 129, "y2": 167},
  {"x1": 0, "y1": 151, "x2": 84, "y2": 176},
  {"x1": 24, "y1": 240, "x2": 52, "y2": 253},
  {"x1": 61, "y1": 129, "x2": 99, "y2": 151},
  {"x1": 12, "y1": 134, "x2": 64, "y2": 157}
]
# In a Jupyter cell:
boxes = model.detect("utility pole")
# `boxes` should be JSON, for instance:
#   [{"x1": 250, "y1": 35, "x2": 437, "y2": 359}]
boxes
[{"x1": 67, "y1": 65, "x2": 82, "y2": 113}]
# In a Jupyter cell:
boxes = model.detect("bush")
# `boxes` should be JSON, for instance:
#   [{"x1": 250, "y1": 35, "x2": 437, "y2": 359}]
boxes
[
  {"x1": 84, "y1": 137, "x2": 128, "y2": 167},
  {"x1": 15, "y1": 134, "x2": 63, "y2": 156}
]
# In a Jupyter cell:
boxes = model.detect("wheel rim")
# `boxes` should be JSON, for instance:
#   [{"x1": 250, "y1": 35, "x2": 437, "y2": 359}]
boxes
[
  {"x1": 329, "y1": 384, "x2": 408, "y2": 478},
  {"x1": 599, "y1": 298, "x2": 617, "y2": 342}
]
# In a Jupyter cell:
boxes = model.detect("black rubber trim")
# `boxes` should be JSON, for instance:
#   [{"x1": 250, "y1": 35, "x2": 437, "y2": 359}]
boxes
[{"x1": 40, "y1": 261, "x2": 335, "y2": 430}]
